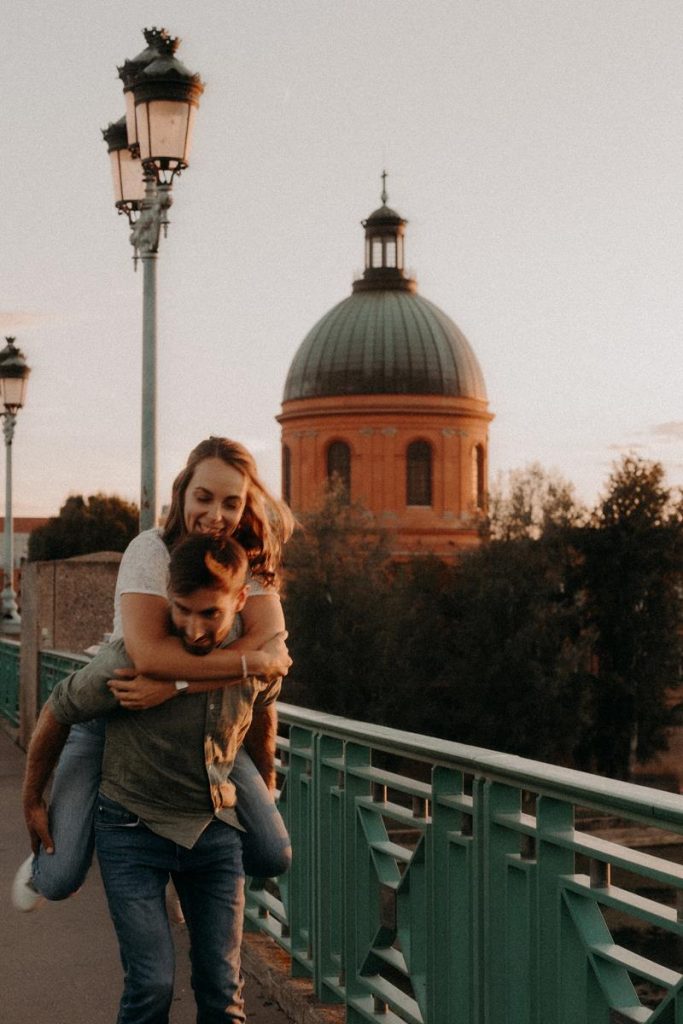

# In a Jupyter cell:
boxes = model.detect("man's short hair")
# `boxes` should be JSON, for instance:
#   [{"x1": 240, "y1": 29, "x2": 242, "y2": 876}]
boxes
[{"x1": 169, "y1": 535, "x2": 248, "y2": 596}]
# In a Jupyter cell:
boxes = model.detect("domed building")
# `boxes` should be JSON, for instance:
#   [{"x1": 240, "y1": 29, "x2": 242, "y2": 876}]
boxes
[{"x1": 278, "y1": 180, "x2": 493, "y2": 558}]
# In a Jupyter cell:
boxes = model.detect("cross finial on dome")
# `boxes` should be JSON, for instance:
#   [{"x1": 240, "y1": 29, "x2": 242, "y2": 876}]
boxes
[{"x1": 381, "y1": 169, "x2": 388, "y2": 205}]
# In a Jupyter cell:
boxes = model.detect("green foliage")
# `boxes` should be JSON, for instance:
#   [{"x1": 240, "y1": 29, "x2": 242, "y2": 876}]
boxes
[
  {"x1": 28, "y1": 493, "x2": 139, "y2": 561},
  {"x1": 282, "y1": 455, "x2": 683, "y2": 779},
  {"x1": 381, "y1": 538, "x2": 595, "y2": 763},
  {"x1": 487, "y1": 462, "x2": 585, "y2": 540},
  {"x1": 283, "y1": 489, "x2": 594, "y2": 763},
  {"x1": 282, "y1": 485, "x2": 395, "y2": 721},
  {"x1": 576, "y1": 455, "x2": 683, "y2": 776}
]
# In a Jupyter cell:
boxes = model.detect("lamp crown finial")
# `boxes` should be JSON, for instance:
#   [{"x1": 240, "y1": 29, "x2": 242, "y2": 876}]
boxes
[{"x1": 143, "y1": 27, "x2": 180, "y2": 56}]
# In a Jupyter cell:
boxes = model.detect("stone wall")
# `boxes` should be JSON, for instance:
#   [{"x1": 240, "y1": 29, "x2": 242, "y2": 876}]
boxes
[{"x1": 18, "y1": 552, "x2": 121, "y2": 746}]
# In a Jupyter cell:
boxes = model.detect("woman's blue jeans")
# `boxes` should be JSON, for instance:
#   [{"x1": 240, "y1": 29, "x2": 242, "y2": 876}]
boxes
[
  {"x1": 32, "y1": 720, "x2": 291, "y2": 899},
  {"x1": 32, "y1": 719, "x2": 104, "y2": 899},
  {"x1": 95, "y1": 794, "x2": 245, "y2": 1024}
]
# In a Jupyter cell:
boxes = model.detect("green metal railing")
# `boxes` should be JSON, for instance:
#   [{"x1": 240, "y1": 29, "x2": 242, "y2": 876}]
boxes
[
  {"x1": 0, "y1": 645, "x2": 89, "y2": 729},
  {"x1": 0, "y1": 639, "x2": 20, "y2": 726},
  {"x1": 19, "y1": 651, "x2": 683, "y2": 1023},
  {"x1": 38, "y1": 650, "x2": 89, "y2": 706},
  {"x1": 247, "y1": 703, "x2": 683, "y2": 1024}
]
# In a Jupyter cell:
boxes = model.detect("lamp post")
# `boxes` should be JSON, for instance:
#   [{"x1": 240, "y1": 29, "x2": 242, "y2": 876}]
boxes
[
  {"x1": 0, "y1": 337, "x2": 30, "y2": 632},
  {"x1": 103, "y1": 27, "x2": 204, "y2": 531}
]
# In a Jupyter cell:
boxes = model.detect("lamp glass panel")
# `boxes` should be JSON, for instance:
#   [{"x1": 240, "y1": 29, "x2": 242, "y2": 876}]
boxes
[
  {"x1": 124, "y1": 89, "x2": 138, "y2": 147},
  {"x1": 0, "y1": 377, "x2": 27, "y2": 411},
  {"x1": 119, "y1": 148, "x2": 146, "y2": 204},
  {"x1": 136, "y1": 99, "x2": 194, "y2": 164},
  {"x1": 109, "y1": 151, "x2": 125, "y2": 205}
]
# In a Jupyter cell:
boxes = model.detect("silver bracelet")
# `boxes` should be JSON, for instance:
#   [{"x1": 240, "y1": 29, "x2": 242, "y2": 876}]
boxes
[{"x1": 240, "y1": 655, "x2": 248, "y2": 680}]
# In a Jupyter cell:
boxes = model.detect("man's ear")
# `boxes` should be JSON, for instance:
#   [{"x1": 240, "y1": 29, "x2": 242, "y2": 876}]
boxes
[{"x1": 235, "y1": 586, "x2": 248, "y2": 613}]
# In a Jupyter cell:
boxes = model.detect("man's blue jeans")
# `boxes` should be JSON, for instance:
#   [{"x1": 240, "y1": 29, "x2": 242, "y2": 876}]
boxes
[{"x1": 95, "y1": 794, "x2": 246, "y2": 1024}]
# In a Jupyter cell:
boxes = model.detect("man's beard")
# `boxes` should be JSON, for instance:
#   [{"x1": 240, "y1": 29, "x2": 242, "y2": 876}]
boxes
[
  {"x1": 170, "y1": 613, "x2": 220, "y2": 657},
  {"x1": 180, "y1": 636, "x2": 216, "y2": 657}
]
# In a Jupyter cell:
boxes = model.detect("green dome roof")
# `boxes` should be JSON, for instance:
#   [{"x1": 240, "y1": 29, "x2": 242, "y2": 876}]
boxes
[
  {"x1": 283, "y1": 289, "x2": 487, "y2": 402},
  {"x1": 284, "y1": 182, "x2": 488, "y2": 404}
]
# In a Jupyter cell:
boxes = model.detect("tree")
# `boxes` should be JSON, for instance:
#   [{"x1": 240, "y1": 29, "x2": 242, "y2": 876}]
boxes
[
  {"x1": 577, "y1": 455, "x2": 683, "y2": 777},
  {"x1": 383, "y1": 535, "x2": 596, "y2": 763},
  {"x1": 282, "y1": 483, "x2": 595, "y2": 764},
  {"x1": 28, "y1": 493, "x2": 139, "y2": 561},
  {"x1": 487, "y1": 462, "x2": 585, "y2": 541},
  {"x1": 281, "y1": 457, "x2": 683, "y2": 779},
  {"x1": 282, "y1": 484, "x2": 395, "y2": 722}
]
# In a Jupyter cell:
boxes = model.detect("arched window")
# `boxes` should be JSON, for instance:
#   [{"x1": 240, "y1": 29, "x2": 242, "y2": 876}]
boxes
[
  {"x1": 327, "y1": 441, "x2": 351, "y2": 500},
  {"x1": 472, "y1": 444, "x2": 486, "y2": 510},
  {"x1": 406, "y1": 440, "x2": 432, "y2": 506},
  {"x1": 282, "y1": 444, "x2": 291, "y2": 506}
]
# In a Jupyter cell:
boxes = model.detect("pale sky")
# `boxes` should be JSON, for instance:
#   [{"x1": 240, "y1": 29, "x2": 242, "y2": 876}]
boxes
[{"x1": 3, "y1": 1, "x2": 682, "y2": 516}]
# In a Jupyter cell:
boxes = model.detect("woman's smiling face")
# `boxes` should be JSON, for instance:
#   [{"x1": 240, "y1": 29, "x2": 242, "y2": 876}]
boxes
[{"x1": 183, "y1": 457, "x2": 248, "y2": 539}]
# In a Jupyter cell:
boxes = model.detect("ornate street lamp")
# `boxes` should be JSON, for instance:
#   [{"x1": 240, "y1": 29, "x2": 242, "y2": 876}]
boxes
[
  {"x1": 0, "y1": 337, "x2": 30, "y2": 632},
  {"x1": 102, "y1": 116, "x2": 146, "y2": 213},
  {"x1": 103, "y1": 27, "x2": 204, "y2": 531}
]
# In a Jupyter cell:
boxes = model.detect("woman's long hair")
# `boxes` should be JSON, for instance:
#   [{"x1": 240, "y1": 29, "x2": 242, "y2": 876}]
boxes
[{"x1": 162, "y1": 437, "x2": 295, "y2": 585}]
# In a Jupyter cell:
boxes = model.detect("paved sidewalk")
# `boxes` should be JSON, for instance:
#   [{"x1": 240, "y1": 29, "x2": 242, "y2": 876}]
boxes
[{"x1": 0, "y1": 728, "x2": 292, "y2": 1024}]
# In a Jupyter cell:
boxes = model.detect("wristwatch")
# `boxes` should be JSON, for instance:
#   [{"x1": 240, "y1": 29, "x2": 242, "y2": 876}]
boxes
[{"x1": 174, "y1": 680, "x2": 190, "y2": 693}]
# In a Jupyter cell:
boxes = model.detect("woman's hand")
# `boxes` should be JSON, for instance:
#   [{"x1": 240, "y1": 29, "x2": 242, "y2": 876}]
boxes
[
  {"x1": 108, "y1": 669, "x2": 176, "y2": 710},
  {"x1": 255, "y1": 631, "x2": 292, "y2": 681}
]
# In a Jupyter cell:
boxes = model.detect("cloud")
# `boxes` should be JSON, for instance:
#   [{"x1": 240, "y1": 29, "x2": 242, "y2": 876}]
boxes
[
  {"x1": 605, "y1": 423, "x2": 683, "y2": 457},
  {"x1": 0, "y1": 312, "x2": 57, "y2": 331},
  {"x1": 650, "y1": 421, "x2": 683, "y2": 441}
]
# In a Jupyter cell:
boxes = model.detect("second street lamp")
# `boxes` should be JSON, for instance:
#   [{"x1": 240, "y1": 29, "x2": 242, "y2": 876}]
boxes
[
  {"x1": 103, "y1": 27, "x2": 204, "y2": 531},
  {"x1": 0, "y1": 337, "x2": 30, "y2": 632}
]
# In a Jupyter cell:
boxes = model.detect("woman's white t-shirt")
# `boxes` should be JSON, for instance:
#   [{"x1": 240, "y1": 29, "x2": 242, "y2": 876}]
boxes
[{"x1": 111, "y1": 528, "x2": 269, "y2": 640}]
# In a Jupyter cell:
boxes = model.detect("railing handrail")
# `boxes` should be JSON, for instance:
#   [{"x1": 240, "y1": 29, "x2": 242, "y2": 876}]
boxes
[
  {"x1": 39, "y1": 647, "x2": 89, "y2": 663},
  {"x1": 277, "y1": 701, "x2": 683, "y2": 830}
]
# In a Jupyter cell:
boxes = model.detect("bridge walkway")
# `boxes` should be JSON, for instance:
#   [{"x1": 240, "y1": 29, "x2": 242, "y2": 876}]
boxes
[{"x1": 0, "y1": 729, "x2": 319, "y2": 1024}]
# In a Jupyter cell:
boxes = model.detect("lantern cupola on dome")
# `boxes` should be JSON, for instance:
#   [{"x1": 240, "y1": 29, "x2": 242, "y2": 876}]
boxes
[{"x1": 354, "y1": 171, "x2": 416, "y2": 294}]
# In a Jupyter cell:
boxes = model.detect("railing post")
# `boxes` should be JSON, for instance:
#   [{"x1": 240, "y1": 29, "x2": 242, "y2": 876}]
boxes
[
  {"x1": 343, "y1": 741, "x2": 374, "y2": 1024},
  {"x1": 287, "y1": 724, "x2": 315, "y2": 978},
  {"x1": 314, "y1": 733, "x2": 345, "y2": 1003},
  {"x1": 428, "y1": 765, "x2": 475, "y2": 1024},
  {"x1": 483, "y1": 780, "x2": 523, "y2": 1024},
  {"x1": 536, "y1": 796, "x2": 575, "y2": 1024}
]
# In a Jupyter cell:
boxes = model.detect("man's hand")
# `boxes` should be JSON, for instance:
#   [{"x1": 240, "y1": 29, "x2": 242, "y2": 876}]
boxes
[
  {"x1": 21, "y1": 703, "x2": 69, "y2": 855},
  {"x1": 108, "y1": 669, "x2": 175, "y2": 710},
  {"x1": 257, "y1": 632, "x2": 292, "y2": 682},
  {"x1": 24, "y1": 797, "x2": 54, "y2": 856}
]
